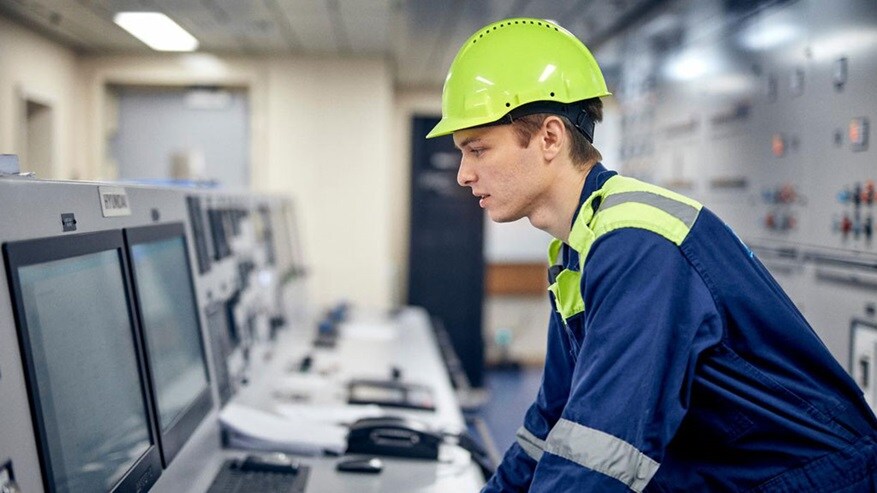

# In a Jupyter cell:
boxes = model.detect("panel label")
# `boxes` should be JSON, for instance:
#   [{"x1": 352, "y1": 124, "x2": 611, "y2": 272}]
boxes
[{"x1": 98, "y1": 186, "x2": 132, "y2": 217}]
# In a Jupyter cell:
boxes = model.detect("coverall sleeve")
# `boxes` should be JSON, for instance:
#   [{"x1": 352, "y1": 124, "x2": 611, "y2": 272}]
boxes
[
  {"x1": 529, "y1": 229, "x2": 723, "y2": 492},
  {"x1": 481, "y1": 301, "x2": 579, "y2": 492}
]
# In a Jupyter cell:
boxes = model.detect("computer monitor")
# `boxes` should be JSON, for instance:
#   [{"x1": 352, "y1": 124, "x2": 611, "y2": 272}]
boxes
[
  {"x1": 124, "y1": 223, "x2": 212, "y2": 467},
  {"x1": 3, "y1": 230, "x2": 162, "y2": 493},
  {"x1": 268, "y1": 202, "x2": 294, "y2": 280},
  {"x1": 207, "y1": 207, "x2": 232, "y2": 261},
  {"x1": 204, "y1": 302, "x2": 234, "y2": 406},
  {"x1": 185, "y1": 195, "x2": 212, "y2": 275},
  {"x1": 257, "y1": 205, "x2": 277, "y2": 267},
  {"x1": 280, "y1": 200, "x2": 306, "y2": 281}
]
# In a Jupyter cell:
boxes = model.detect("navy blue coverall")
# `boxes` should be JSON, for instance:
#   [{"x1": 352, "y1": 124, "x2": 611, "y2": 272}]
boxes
[{"x1": 483, "y1": 163, "x2": 877, "y2": 492}]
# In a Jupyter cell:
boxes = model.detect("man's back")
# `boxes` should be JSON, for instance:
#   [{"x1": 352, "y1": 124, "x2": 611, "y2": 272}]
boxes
[{"x1": 648, "y1": 204, "x2": 877, "y2": 491}]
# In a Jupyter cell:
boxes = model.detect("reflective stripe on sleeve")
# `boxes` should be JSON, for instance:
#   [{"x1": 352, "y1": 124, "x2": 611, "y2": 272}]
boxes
[
  {"x1": 598, "y1": 191, "x2": 699, "y2": 229},
  {"x1": 545, "y1": 418, "x2": 660, "y2": 493},
  {"x1": 515, "y1": 426, "x2": 545, "y2": 462}
]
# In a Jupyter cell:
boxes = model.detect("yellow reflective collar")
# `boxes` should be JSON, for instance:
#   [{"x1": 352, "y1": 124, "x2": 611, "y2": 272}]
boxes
[{"x1": 546, "y1": 175, "x2": 703, "y2": 324}]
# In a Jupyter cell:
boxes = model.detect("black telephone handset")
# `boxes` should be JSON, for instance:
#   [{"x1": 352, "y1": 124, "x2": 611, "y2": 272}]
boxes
[{"x1": 346, "y1": 416, "x2": 442, "y2": 460}]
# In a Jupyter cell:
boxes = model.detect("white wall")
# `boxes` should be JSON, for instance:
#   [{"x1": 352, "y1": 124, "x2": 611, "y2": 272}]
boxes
[
  {"x1": 78, "y1": 54, "x2": 395, "y2": 309},
  {"x1": 0, "y1": 16, "x2": 84, "y2": 179},
  {"x1": 0, "y1": 20, "x2": 397, "y2": 310},
  {"x1": 486, "y1": 219, "x2": 554, "y2": 262},
  {"x1": 264, "y1": 57, "x2": 394, "y2": 310}
]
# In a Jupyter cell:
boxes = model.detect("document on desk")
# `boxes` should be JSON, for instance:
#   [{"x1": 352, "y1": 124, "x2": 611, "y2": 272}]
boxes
[
  {"x1": 219, "y1": 403, "x2": 347, "y2": 456},
  {"x1": 341, "y1": 320, "x2": 399, "y2": 341},
  {"x1": 274, "y1": 403, "x2": 384, "y2": 426},
  {"x1": 275, "y1": 373, "x2": 338, "y2": 392}
]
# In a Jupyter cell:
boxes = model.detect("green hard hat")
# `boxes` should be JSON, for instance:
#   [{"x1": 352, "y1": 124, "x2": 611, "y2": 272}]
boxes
[{"x1": 427, "y1": 18, "x2": 611, "y2": 139}]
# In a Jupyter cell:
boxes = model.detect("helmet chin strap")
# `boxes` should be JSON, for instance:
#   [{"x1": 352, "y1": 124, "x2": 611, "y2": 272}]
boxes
[{"x1": 501, "y1": 100, "x2": 596, "y2": 143}]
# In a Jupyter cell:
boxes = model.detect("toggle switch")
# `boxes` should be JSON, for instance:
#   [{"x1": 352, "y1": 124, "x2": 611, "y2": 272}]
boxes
[
  {"x1": 864, "y1": 181, "x2": 876, "y2": 205},
  {"x1": 833, "y1": 57, "x2": 848, "y2": 91}
]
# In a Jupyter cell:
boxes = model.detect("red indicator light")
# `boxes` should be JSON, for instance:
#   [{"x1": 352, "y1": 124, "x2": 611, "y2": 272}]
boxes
[
  {"x1": 772, "y1": 133, "x2": 785, "y2": 157},
  {"x1": 849, "y1": 117, "x2": 870, "y2": 152}
]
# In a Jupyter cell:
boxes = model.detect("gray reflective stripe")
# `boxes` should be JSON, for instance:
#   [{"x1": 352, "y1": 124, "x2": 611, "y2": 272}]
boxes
[
  {"x1": 545, "y1": 419, "x2": 660, "y2": 493},
  {"x1": 515, "y1": 426, "x2": 545, "y2": 462},
  {"x1": 599, "y1": 191, "x2": 699, "y2": 228}
]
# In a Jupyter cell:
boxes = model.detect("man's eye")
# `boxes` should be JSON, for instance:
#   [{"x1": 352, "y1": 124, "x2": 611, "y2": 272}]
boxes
[{"x1": 470, "y1": 148, "x2": 485, "y2": 156}]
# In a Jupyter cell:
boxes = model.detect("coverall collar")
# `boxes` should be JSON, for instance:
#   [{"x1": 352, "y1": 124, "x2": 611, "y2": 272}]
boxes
[{"x1": 562, "y1": 162, "x2": 616, "y2": 270}]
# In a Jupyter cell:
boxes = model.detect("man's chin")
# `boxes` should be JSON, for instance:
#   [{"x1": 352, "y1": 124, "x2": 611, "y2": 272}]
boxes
[{"x1": 487, "y1": 209, "x2": 524, "y2": 223}]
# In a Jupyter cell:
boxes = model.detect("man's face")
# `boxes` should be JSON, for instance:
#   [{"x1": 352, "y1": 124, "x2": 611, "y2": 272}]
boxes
[{"x1": 453, "y1": 124, "x2": 550, "y2": 223}]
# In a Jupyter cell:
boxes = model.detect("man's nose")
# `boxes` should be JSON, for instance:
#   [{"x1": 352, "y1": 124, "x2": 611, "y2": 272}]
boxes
[{"x1": 457, "y1": 158, "x2": 475, "y2": 187}]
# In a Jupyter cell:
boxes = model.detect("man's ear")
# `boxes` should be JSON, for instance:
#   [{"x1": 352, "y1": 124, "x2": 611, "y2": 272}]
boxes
[{"x1": 540, "y1": 116, "x2": 565, "y2": 162}]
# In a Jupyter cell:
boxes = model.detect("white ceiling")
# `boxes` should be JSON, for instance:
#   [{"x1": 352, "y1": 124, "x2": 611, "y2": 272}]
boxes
[{"x1": 0, "y1": 0, "x2": 665, "y2": 87}]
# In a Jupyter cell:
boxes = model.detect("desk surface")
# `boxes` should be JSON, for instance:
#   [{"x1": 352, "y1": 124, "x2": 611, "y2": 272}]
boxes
[{"x1": 151, "y1": 307, "x2": 485, "y2": 493}]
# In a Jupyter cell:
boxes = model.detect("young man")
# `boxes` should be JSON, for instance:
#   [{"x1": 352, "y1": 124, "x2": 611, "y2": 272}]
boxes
[{"x1": 427, "y1": 18, "x2": 877, "y2": 492}]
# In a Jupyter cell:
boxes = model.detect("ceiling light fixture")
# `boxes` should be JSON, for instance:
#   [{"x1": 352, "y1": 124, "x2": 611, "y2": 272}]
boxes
[{"x1": 114, "y1": 12, "x2": 199, "y2": 52}]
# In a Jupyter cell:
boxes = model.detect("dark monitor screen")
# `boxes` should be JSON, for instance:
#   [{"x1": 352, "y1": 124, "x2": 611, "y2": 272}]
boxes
[
  {"x1": 205, "y1": 302, "x2": 234, "y2": 406},
  {"x1": 185, "y1": 195, "x2": 211, "y2": 275},
  {"x1": 280, "y1": 201, "x2": 305, "y2": 281},
  {"x1": 207, "y1": 208, "x2": 231, "y2": 261},
  {"x1": 257, "y1": 205, "x2": 277, "y2": 267},
  {"x1": 270, "y1": 202, "x2": 294, "y2": 277},
  {"x1": 3, "y1": 230, "x2": 161, "y2": 493},
  {"x1": 125, "y1": 223, "x2": 212, "y2": 466}
]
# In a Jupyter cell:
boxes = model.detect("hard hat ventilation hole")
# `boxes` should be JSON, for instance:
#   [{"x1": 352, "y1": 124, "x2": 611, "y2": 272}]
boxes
[
  {"x1": 550, "y1": 92, "x2": 555, "y2": 97},
  {"x1": 505, "y1": 102, "x2": 511, "y2": 107}
]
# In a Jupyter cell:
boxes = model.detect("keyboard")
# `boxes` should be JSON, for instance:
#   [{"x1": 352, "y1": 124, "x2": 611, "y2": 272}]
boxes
[{"x1": 206, "y1": 459, "x2": 309, "y2": 493}]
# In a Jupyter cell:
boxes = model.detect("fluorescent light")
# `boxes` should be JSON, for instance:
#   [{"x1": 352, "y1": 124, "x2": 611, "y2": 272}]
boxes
[
  {"x1": 114, "y1": 12, "x2": 199, "y2": 52},
  {"x1": 739, "y1": 23, "x2": 800, "y2": 51},
  {"x1": 812, "y1": 28, "x2": 877, "y2": 61},
  {"x1": 665, "y1": 53, "x2": 709, "y2": 81}
]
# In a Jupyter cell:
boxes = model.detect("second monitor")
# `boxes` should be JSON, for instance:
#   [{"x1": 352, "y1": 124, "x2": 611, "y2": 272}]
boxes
[{"x1": 125, "y1": 223, "x2": 213, "y2": 467}]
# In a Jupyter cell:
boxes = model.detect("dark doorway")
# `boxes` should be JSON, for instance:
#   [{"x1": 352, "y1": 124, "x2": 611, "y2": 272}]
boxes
[{"x1": 407, "y1": 116, "x2": 485, "y2": 387}]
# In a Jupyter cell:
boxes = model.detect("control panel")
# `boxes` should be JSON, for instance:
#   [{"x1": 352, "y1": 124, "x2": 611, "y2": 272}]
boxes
[
  {"x1": 833, "y1": 181, "x2": 875, "y2": 244},
  {"x1": 761, "y1": 184, "x2": 801, "y2": 234},
  {"x1": 604, "y1": 0, "x2": 877, "y2": 379}
]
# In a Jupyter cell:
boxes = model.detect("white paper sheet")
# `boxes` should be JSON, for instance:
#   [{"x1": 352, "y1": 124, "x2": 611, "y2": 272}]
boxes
[
  {"x1": 273, "y1": 403, "x2": 384, "y2": 426},
  {"x1": 219, "y1": 402, "x2": 348, "y2": 456}
]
